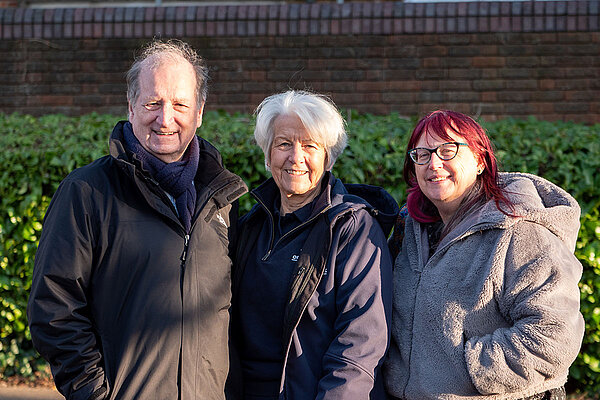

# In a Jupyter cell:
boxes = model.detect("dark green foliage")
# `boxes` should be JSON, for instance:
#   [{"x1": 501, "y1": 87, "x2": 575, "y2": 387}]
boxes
[
  {"x1": 0, "y1": 113, "x2": 109, "y2": 379},
  {"x1": 0, "y1": 112, "x2": 598, "y2": 396}
]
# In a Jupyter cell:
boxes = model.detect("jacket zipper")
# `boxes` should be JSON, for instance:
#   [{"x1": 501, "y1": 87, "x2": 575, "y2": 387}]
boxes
[
  {"x1": 277, "y1": 208, "x2": 351, "y2": 395},
  {"x1": 178, "y1": 176, "x2": 237, "y2": 281},
  {"x1": 175, "y1": 179, "x2": 237, "y2": 395},
  {"x1": 126, "y1": 157, "x2": 244, "y2": 396},
  {"x1": 180, "y1": 234, "x2": 190, "y2": 285},
  {"x1": 255, "y1": 194, "x2": 332, "y2": 261}
]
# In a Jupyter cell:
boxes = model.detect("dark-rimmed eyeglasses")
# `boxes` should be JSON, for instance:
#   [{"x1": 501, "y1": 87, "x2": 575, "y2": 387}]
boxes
[{"x1": 408, "y1": 142, "x2": 469, "y2": 165}]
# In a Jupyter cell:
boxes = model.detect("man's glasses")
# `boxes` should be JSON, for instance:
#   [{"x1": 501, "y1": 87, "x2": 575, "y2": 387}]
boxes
[{"x1": 408, "y1": 142, "x2": 469, "y2": 165}]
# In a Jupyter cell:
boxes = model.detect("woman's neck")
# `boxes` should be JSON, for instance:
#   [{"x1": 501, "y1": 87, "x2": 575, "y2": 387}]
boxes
[{"x1": 279, "y1": 190, "x2": 319, "y2": 215}]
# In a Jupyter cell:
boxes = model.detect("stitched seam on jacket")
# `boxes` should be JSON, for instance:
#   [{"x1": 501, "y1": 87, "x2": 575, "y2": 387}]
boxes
[{"x1": 323, "y1": 351, "x2": 375, "y2": 381}]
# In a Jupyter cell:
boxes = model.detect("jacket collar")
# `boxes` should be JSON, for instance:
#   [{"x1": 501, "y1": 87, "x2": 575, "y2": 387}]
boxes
[
  {"x1": 109, "y1": 120, "x2": 247, "y2": 213},
  {"x1": 250, "y1": 171, "x2": 399, "y2": 237},
  {"x1": 251, "y1": 171, "x2": 335, "y2": 221}
]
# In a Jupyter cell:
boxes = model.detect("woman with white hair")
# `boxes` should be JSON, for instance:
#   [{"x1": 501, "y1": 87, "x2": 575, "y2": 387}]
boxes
[{"x1": 230, "y1": 90, "x2": 398, "y2": 399}]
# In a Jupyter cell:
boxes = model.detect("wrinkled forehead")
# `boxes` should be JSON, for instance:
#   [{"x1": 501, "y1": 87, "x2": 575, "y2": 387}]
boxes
[{"x1": 139, "y1": 53, "x2": 197, "y2": 84}]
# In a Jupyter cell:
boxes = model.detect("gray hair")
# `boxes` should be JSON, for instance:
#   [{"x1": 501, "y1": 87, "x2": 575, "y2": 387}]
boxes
[
  {"x1": 126, "y1": 39, "x2": 209, "y2": 108},
  {"x1": 254, "y1": 90, "x2": 347, "y2": 171}
]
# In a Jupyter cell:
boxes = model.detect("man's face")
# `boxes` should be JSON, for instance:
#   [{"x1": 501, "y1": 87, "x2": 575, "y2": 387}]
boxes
[{"x1": 128, "y1": 56, "x2": 204, "y2": 164}]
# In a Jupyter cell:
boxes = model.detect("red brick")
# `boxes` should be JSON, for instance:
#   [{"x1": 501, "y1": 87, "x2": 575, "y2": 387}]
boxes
[
  {"x1": 39, "y1": 95, "x2": 74, "y2": 106},
  {"x1": 364, "y1": 70, "x2": 382, "y2": 81},
  {"x1": 482, "y1": 69, "x2": 500, "y2": 79},
  {"x1": 438, "y1": 80, "x2": 470, "y2": 91},
  {"x1": 480, "y1": 92, "x2": 497, "y2": 102},
  {"x1": 387, "y1": 80, "x2": 421, "y2": 91},
  {"x1": 539, "y1": 79, "x2": 555, "y2": 90},
  {"x1": 423, "y1": 57, "x2": 440, "y2": 68},
  {"x1": 356, "y1": 81, "x2": 389, "y2": 92},
  {"x1": 471, "y1": 56, "x2": 505, "y2": 68},
  {"x1": 362, "y1": 92, "x2": 383, "y2": 104}
]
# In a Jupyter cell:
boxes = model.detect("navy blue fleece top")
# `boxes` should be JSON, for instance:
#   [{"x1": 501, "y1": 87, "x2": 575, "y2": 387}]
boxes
[{"x1": 238, "y1": 198, "x2": 314, "y2": 399}]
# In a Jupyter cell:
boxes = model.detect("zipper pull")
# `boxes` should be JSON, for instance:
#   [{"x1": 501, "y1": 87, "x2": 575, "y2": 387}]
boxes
[
  {"x1": 261, "y1": 249, "x2": 271, "y2": 261},
  {"x1": 181, "y1": 234, "x2": 190, "y2": 262}
]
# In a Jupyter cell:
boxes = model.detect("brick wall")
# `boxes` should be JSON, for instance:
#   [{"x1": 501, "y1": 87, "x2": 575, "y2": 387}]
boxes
[{"x1": 0, "y1": 1, "x2": 598, "y2": 122}]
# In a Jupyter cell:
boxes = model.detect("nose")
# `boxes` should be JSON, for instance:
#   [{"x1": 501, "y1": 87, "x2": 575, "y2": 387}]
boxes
[
  {"x1": 157, "y1": 104, "x2": 175, "y2": 127},
  {"x1": 428, "y1": 152, "x2": 444, "y2": 169},
  {"x1": 289, "y1": 143, "x2": 304, "y2": 165}
]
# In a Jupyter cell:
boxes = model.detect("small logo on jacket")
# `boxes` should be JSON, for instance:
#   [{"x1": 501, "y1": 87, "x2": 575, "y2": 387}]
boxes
[
  {"x1": 216, "y1": 213, "x2": 228, "y2": 228},
  {"x1": 291, "y1": 254, "x2": 299, "y2": 262}
]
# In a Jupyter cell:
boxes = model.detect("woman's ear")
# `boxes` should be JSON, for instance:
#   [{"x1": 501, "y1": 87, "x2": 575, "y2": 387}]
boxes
[{"x1": 477, "y1": 161, "x2": 485, "y2": 175}]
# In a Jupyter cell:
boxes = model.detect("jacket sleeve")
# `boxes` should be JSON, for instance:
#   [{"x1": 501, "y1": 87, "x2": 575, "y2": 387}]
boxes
[
  {"x1": 27, "y1": 178, "x2": 108, "y2": 400},
  {"x1": 316, "y1": 210, "x2": 393, "y2": 400},
  {"x1": 464, "y1": 221, "x2": 585, "y2": 395}
]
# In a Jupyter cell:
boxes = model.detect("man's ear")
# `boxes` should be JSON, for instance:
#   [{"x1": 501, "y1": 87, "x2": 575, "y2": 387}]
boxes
[
  {"x1": 196, "y1": 101, "x2": 205, "y2": 129},
  {"x1": 128, "y1": 102, "x2": 134, "y2": 121}
]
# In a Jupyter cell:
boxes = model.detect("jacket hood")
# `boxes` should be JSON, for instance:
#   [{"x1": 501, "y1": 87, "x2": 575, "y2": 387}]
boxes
[
  {"x1": 475, "y1": 172, "x2": 581, "y2": 252},
  {"x1": 329, "y1": 176, "x2": 399, "y2": 237}
]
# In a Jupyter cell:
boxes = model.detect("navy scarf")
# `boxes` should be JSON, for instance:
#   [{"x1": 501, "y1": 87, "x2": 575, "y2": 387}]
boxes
[{"x1": 123, "y1": 122, "x2": 199, "y2": 233}]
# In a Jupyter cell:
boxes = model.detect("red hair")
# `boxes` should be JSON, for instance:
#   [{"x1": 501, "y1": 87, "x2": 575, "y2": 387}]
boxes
[{"x1": 403, "y1": 110, "x2": 513, "y2": 223}]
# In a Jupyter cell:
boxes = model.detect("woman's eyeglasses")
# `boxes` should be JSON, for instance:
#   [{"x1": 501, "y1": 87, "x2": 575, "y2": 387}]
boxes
[{"x1": 408, "y1": 142, "x2": 469, "y2": 165}]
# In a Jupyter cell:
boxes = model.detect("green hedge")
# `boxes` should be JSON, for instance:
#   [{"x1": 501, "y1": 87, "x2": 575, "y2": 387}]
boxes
[{"x1": 0, "y1": 111, "x2": 598, "y2": 396}]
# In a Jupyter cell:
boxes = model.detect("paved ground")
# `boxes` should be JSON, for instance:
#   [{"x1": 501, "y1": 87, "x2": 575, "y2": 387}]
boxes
[{"x1": 0, "y1": 387, "x2": 63, "y2": 400}]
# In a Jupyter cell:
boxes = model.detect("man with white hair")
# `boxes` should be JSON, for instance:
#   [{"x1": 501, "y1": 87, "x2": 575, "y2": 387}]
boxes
[{"x1": 28, "y1": 39, "x2": 247, "y2": 400}]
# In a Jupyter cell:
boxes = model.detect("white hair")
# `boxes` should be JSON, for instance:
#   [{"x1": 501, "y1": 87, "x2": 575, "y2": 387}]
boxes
[{"x1": 254, "y1": 90, "x2": 347, "y2": 171}]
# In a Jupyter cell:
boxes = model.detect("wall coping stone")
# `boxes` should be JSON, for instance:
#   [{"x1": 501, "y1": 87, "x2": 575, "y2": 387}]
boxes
[{"x1": 0, "y1": 1, "x2": 598, "y2": 39}]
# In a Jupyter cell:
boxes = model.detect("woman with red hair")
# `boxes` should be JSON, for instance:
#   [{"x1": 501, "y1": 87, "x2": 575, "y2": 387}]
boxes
[{"x1": 384, "y1": 110, "x2": 584, "y2": 400}]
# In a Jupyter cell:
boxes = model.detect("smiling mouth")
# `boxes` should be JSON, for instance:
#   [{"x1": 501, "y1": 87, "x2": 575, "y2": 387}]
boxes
[
  {"x1": 285, "y1": 169, "x2": 308, "y2": 176},
  {"x1": 429, "y1": 176, "x2": 449, "y2": 182},
  {"x1": 154, "y1": 130, "x2": 178, "y2": 136}
]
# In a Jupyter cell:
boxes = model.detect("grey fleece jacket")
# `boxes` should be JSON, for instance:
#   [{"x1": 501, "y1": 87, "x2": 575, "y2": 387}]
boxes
[{"x1": 383, "y1": 172, "x2": 585, "y2": 400}]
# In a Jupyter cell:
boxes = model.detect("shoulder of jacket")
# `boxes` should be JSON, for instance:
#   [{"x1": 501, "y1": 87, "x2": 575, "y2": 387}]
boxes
[
  {"x1": 326, "y1": 201, "x2": 365, "y2": 226},
  {"x1": 503, "y1": 217, "x2": 564, "y2": 247},
  {"x1": 60, "y1": 155, "x2": 116, "y2": 187},
  {"x1": 198, "y1": 136, "x2": 225, "y2": 166},
  {"x1": 322, "y1": 205, "x2": 374, "y2": 247}
]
